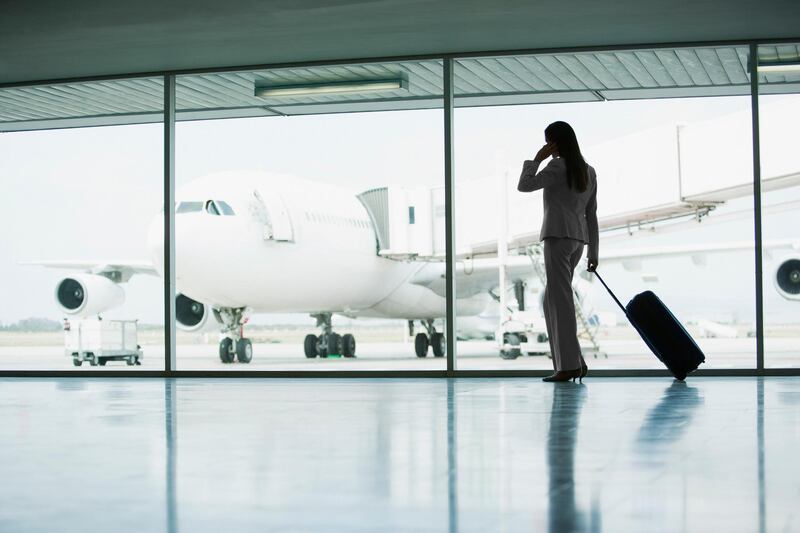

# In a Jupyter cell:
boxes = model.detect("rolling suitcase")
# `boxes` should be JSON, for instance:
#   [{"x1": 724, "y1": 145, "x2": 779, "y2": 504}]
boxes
[{"x1": 594, "y1": 271, "x2": 705, "y2": 380}]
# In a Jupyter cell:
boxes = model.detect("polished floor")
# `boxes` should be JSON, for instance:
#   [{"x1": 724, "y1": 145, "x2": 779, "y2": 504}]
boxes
[{"x1": 0, "y1": 377, "x2": 797, "y2": 532}]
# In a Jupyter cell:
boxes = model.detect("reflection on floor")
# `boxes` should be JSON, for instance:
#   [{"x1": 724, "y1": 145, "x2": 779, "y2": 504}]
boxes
[{"x1": 0, "y1": 377, "x2": 797, "y2": 532}]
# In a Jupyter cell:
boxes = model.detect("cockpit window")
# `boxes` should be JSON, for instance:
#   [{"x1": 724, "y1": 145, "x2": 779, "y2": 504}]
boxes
[
  {"x1": 217, "y1": 201, "x2": 235, "y2": 216},
  {"x1": 176, "y1": 201, "x2": 203, "y2": 213},
  {"x1": 178, "y1": 200, "x2": 234, "y2": 216}
]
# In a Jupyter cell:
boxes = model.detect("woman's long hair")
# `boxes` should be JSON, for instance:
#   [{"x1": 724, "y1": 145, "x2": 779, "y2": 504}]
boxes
[{"x1": 545, "y1": 121, "x2": 588, "y2": 192}]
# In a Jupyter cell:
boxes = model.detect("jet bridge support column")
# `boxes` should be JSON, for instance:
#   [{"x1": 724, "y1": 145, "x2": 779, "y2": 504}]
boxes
[{"x1": 498, "y1": 169, "x2": 509, "y2": 327}]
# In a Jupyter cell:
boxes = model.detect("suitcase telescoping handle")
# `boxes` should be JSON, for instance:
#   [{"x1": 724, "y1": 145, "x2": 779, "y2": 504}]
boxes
[{"x1": 592, "y1": 270, "x2": 628, "y2": 315}]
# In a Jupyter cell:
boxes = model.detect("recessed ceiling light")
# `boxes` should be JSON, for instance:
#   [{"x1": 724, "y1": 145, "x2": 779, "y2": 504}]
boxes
[
  {"x1": 255, "y1": 79, "x2": 407, "y2": 98},
  {"x1": 757, "y1": 61, "x2": 800, "y2": 74}
]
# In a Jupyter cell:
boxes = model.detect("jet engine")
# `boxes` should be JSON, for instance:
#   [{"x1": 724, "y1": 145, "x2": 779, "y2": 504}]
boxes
[
  {"x1": 56, "y1": 274, "x2": 125, "y2": 317},
  {"x1": 175, "y1": 293, "x2": 209, "y2": 331},
  {"x1": 774, "y1": 256, "x2": 800, "y2": 301}
]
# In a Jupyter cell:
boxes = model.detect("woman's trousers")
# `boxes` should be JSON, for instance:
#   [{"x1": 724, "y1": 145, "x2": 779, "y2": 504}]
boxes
[{"x1": 542, "y1": 237, "x2": 585, "y2": 372}]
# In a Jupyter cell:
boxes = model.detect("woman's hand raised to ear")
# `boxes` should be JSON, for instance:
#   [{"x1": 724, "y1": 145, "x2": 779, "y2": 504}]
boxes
[{"x1": 533, "y1": 142, "x2": 557, "y2": 163}]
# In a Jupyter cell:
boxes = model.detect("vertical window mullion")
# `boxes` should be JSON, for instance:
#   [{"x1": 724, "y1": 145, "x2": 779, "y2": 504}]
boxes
[
  {"x1": 164, "y1": 74, "x2": 177, "y2": 373},
  {"x1": 748, "y1": 43, "x2": 764, "y2": 372},
  {"x1": 444, "y1": 58, "x2": 456, "y2": 375}
]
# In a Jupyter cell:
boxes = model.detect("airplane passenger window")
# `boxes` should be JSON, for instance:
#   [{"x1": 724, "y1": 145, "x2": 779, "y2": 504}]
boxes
[
  {"x1": 217, "y1": 201, "x2": 235, "y2": 216},
  {"x1": 205, "y1": 200, "x2": 220, "y2": 216},
  {"x1": 176, "y1": 201, "x2": 203, "y2": 213}
]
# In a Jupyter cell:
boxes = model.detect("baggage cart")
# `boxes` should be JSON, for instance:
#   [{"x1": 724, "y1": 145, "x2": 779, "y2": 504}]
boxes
[{"x1": 64, "y1": 319, "x2": 143, "y2": 367}]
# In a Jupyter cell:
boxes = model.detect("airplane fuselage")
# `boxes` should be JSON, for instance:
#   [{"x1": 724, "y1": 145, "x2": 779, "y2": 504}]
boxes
[{"x1": 147, "y1": 171, "x2": 486, "y2": 320}]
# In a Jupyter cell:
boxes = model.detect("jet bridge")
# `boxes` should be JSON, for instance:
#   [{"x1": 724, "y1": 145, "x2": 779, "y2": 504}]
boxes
[{"x1": 357, "y1": 186, "x2": 443, "y2": 260}]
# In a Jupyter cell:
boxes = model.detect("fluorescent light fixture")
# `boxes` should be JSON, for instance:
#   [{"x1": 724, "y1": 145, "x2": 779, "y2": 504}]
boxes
[
  {"x1": 255, "y1": 78, "x2": 407, "y2": 98},
  {"x1": 757, "y1": 61, "x2": 800, "y2": 74}
]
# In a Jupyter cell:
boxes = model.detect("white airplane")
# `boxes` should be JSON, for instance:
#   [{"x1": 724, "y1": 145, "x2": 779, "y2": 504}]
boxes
[
  {"x1": 30, "y1": 104, "x2": 800, "y2": 364},
  {"x1": 32, "y1": 168, "x2": 800, "y2": 365},
  {"x1": 43, "y1": 171, "x2": 494, "y2": 363}
]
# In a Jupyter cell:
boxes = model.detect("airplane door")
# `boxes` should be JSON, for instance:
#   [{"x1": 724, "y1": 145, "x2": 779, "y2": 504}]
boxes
[{"x1": 250, "y1": 189, "x2": 294, "y2": 242}]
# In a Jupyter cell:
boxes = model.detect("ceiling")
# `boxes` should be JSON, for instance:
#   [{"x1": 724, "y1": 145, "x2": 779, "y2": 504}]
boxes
[
  {"x1": 3, "y1": 45, "x2": 799, "y2": 132},
  {"x1": 1, "y1": 0, "x2": 799, "y2": 86}
]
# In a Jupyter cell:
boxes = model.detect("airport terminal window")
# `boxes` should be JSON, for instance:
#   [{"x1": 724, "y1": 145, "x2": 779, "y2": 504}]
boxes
[
  {"x1": 1, "y1": 43, "x2": 796, "y2": 374},
  {"x1": 453, "y1": 45, "x2": 757, "y2": 371},
  {"x1": 174, "y1": 59, "x2": 445, "y2": 371},
  {"x1": 758, "y1": 43, "x2": 800, "y2": 368},
  {"x1": 0, "y1": 77, "x2": 165, "y2": 371}
]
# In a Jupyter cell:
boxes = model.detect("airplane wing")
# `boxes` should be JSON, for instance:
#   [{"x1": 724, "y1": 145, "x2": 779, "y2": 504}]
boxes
[
  {"x1": 21, "y1": 260, "x2": 159, "y2": 282},
  {"x1": 411, "y1": 239, "x2": 799, "y2": 298},
  {"x1": 410, "y1": 255, "x2": 542, "y2": 299}
]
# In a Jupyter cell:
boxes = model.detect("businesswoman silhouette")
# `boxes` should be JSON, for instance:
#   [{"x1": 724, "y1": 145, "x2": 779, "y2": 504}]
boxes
[{"x1": 517, "y1": 121, "x2": 598, "y2": 382}]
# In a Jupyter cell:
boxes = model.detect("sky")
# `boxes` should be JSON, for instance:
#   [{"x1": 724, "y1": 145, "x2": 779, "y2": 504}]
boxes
[{"x1": 0, "y1": 93, "x2": 798, "y2": 328}]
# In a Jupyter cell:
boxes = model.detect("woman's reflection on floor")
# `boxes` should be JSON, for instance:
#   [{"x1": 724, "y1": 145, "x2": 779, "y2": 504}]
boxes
[{"x1": 547, "y1": 382, "x2": 594, "y2": 533}]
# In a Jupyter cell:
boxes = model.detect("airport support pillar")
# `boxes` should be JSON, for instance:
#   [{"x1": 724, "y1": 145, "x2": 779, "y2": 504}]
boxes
[
  {"x1": 444, "y1": 57, "x2": 456, "y2": 375},
  {"x1": 164, "y1": 74, "x2": 177, "y2": 373},
  {"x1": 748, "y1": 43, "x2": 764, "y2": 372}
]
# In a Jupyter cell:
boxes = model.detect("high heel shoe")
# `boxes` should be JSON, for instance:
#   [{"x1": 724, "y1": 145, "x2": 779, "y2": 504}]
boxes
[
  {"x1": 580, "y1": 358, "x2": 588, "y2": 380},
  {"x1": 542, "y1": 368, "x2": 583, "y2": 383}
]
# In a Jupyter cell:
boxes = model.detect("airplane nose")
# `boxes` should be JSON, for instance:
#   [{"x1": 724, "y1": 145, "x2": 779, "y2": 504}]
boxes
[{"x1": 147, "y1": 214, "x2": 164, "y2": 276}]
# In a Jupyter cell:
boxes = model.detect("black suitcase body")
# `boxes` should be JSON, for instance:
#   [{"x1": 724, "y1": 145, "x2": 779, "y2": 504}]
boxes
[{"x1": 595, "y1": 272, "x2": 705, "y2": 380}]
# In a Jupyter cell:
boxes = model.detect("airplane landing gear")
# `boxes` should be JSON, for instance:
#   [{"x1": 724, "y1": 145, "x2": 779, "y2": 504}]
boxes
[
  {"x1": 305, "y1": 313, "x2": 356, "y2": 358},
  {"x1": 215, "y1": 307, "x2": 252, "y2": 364},
  {"x1": 413, "y1": 319, "x2": 445, "y2": 358},
  {"x1": 304, "y1": 334, "x2": 319, "y2": 358},
  {"x1": 236, "y1": 338, "x2": 253, "y2": 363},
  {"x1": 342, "y1": 333, "x2": 356, "y2": 358},
  {"x1": 219, "y1": 337, "x2": 234, "y2": 364},
  {"x1": 414, "y1": 333, "x2": 429, "y2": 358}
]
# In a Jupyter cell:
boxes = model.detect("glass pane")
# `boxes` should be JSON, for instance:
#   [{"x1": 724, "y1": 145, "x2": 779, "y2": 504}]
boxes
[
  {"x1": 454, "y1": 46, "x2": 756, "y2": 371},
  {"x1": 0, "y1": 77, "x2": 165, "y2": 370},
  {"x1": 173, "y1": 60, "x2": 446, "y2": 370},
  {"x1": 757, "y1": 43, "x2": 800, "y2": 368}
]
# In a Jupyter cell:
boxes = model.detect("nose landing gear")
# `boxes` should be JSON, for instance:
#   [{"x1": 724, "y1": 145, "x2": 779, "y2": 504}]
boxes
[
  {"x1": 215, "y1": 307, "x2": 253, "y2": 364},
  {"x1": 304, "y1": 313, "x2": 357, "y2": 358}
]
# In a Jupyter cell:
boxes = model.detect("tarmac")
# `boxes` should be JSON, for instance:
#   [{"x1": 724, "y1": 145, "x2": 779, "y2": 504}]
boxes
[{"x1": 1, "y1": 337, "x2": 797, "y2": 371}]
